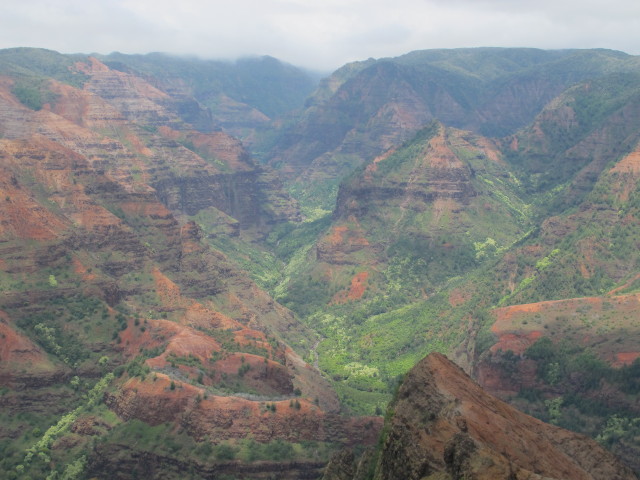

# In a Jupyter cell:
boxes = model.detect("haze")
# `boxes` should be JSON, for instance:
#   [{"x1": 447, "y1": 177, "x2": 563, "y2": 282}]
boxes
[{"x1": 2, "y1": 0, "x2": 640, "y2": 71}]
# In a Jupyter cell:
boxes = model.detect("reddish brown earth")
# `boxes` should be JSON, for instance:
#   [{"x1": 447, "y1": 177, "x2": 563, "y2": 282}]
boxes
[
  {"x1": 331, "y1": 271, "x2": 369, "y2": 304},
  {"x1": 374, "y1": 353, "x2": 636, "y2": 480},
  {"x1": 490, "y1": 293, "x2": 640, "y2": 364},
  {"x1": 317, "y1": 223, "x2": 374, "y2": 266},
  {"x1": 106, "y1": 373, "x2": 382, "y2": 445},
  {"x1": 449, "y1": 288, "x2": 472, "y2": 307},
  {"x1": 363, "y1": 148, "x2": 396, "y2": 181},
  {"x1": 0, "y1": 313, "x2": 58, "y2": 379},
  {"x1": 614, "y1": 352, "x2": 640, "y2": 367},
  {"x1": 0, "y1": 55, "x2": 364, "y2": 470},
  {"x1": 334, "y1": 125, "x2": 482, "y2": 226}
]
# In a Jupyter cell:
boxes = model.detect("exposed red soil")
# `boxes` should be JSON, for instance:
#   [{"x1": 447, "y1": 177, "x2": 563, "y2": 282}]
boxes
[
  {"x1": 47, "y1": 79, "x2": 127, "y2": 130},
  {"x1": 117, "y1": 316, "x2": 221, "y2": 363},
  {"x1": 156, "y1": 126, "x2": 254, "y2": 172},
  {"x1": 613, "y1": 352, "x2": 640, "y2": 367},
  {"x1": 493, "y1": 300, "x2": 545, "y2": 323},
  {"x1": 71, "y1": 258, "x2": 97, "y2": 282},
  {"x1": 490, "y1": 330, "x2": 543, "y2": 355},
  {"x1": 380, "y1": 353, "x2": 637, "y2": 480},
  {"x1": 426, "y1": 129, "x2": 466, "y2": 169},
  {"x1": 364, "y1": 148, "x2": 396, "y2": 180},
  {"x1": 0, "y1": 59, "x2": 354, "y2": 457},
  {"x1": 490, "y1": 293, "x2": 640, "y2": 364},
  {"x1": 0, "y1": 140, "x2": 71, "y2": 240},
  {"x1": 610, "y1": 149, "x2": 640, "y2": 174},
  {"x1": 233, "y1": 328, "x2": 274, "y2": 354},
  {"x1": 157, "y1": 125, "x2": 181, "y2": 140},
  {"x1": 0, "y1": 316, "x2": 50, "y2": 366},
  {"x1": 325, "y1": 223, "x2": 370, "y2": 248},
  {"x1": 107, "y1": 373, "x2": 382, "y2": 445},
  {"x1": 143, "y1": 322, "x2": 223, "y2": 369},
  {"x1": 118, "y1": 319, "x2": 171, "y2": 358},
  {"x1": 325, "y1": 225, "x2": 349, "y2": 246},
  {"x1": 430, "y1": 197, "x2": 459, "y2": 225},
  {"x1": 76, "y1": 57, "x2": 169, "y2": 100},
  {"x1": 317, "y1": 222, "x2": 373, "y2": 265},
  {"x1": 179, "y1": 221, "x2": 205, "y2": 254},
  {"x1": 472, "y1": 135, "x2": 503, "y2": 163},
  {"x1": 209, "y1": 353, "x2": 293, "y2": 395},
  {"x1": 212, "y1": 353, "x2": 269, "y2": 376},
  {"x1": 152, "y1": 267, "x2": 185, "y2": 308},
  {"x1": 189, "y1": 131, "x2": 254, "y2": 171},
  {"x1": 331, "y1": 271, "x2": 369, "y2": 304},
  {"x1": 124, "y1": 132, "x2": 154, "y2": 157},
  {"x1": 118, "y1": 200, "x2": 172, "y2": 218},
  {"x1": 607, "y1": 272, "x2": 640, "y2": 295},
  {"x1": 182, "y1": 303, "x2": 241, "y2": 331},
  {"x1": 0, "y1": 123, "x2": 138, "y2": 236},
  {"x1": 0, "y1": 312, "x2": 61, "y2": 387}
]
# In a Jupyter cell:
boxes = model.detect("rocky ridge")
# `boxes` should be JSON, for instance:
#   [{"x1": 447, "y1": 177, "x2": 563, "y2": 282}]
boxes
[{"x1": 370, "y1": 353, "x2": 636, "y2": 480}]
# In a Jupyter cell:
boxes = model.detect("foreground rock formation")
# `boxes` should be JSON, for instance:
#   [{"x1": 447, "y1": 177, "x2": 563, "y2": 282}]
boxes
[{"x1": 370, "y1": 353, "x2": 636, "y2": 480}]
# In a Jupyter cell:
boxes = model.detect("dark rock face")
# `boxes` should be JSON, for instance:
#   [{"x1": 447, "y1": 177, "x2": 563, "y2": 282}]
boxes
[
  {"x1": 373, "y1": 353, "x2": 637, "y2": 480},
  {"x1": 321, "y1": 450, "x2": 356, "y2": 480},
  {"x1": 87, "y1": 443, "x2": 326, "y2": 480},
  {"x1": 152, "y1": 167, "x2": 300, "y2": 231}
]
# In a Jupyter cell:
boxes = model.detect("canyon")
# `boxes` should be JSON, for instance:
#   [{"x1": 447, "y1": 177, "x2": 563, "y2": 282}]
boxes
[{"x1": 0, "y1": 47, "x2": 639, "y2": 479}]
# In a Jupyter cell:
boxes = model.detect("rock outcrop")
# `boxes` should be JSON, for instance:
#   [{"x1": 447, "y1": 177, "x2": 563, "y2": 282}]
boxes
[{"x1": 372, "y1": 353, "x2": 636, "y2": 480}]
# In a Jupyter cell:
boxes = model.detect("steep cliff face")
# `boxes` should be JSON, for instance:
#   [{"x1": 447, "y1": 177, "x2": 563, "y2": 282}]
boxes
[
  {"x1": 372, "y1": 353, "x2": 636, "y2": 480},
  {"x1": 3, "y1": 45, "x2": 640, "y2": 480},
  {"x1": 0, "y1": 50, "x2": 377, "y2": 480},
  {"x1": 73, "y1": 57, "x2": 301, "y2": 231},
  {"x1": 0, "y1": 55, "x2": 301, "y2": 233},
  {"x1": 315, "y1": 121, "x2": 527, "y2": 272}
]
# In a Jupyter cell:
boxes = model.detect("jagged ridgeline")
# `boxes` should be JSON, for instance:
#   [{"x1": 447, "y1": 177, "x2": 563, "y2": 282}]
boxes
[
  {"x1": 266, "y1": 47, "x2": 640, "y2": 212},
  {"x1": 1, "y1": 46, "x2": 640, "y2": 479},
  {"x1": 323, "y1": 353, "x2": 637, "y2": 480}
]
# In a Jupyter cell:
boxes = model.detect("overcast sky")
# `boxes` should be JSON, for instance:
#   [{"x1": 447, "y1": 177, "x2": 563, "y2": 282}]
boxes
[{"x1": 2, "y1": 0, "x2": 640, "y2": 71}]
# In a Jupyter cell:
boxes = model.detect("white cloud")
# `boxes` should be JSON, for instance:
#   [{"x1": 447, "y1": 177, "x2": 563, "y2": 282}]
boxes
[{"x1": 1, "y1": 0, "x2": 639, "y2": 70}]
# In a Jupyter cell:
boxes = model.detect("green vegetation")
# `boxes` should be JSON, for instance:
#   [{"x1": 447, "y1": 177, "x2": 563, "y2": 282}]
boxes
[
  {"x1": 11, "y1": 77, "x2": 58, "y2": 110},
  {"x1": 93, "y1": 420, "x2": 335, "y2": 470},
  {"x1": 13, "y1": 374, "x2": 115, "y2": 479},
  {"x1": 0, "y1": 48, "x2": 88, "y2": 87},
  {"x1": 11, "y1": 293, "x2": 115, "y2": 367},
  {"x1": 488, "y1": 340, "x2": 640, "y2": 464},
  {"x1": 267, "y1": 124, "x2": 533, "y2": 413}
]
